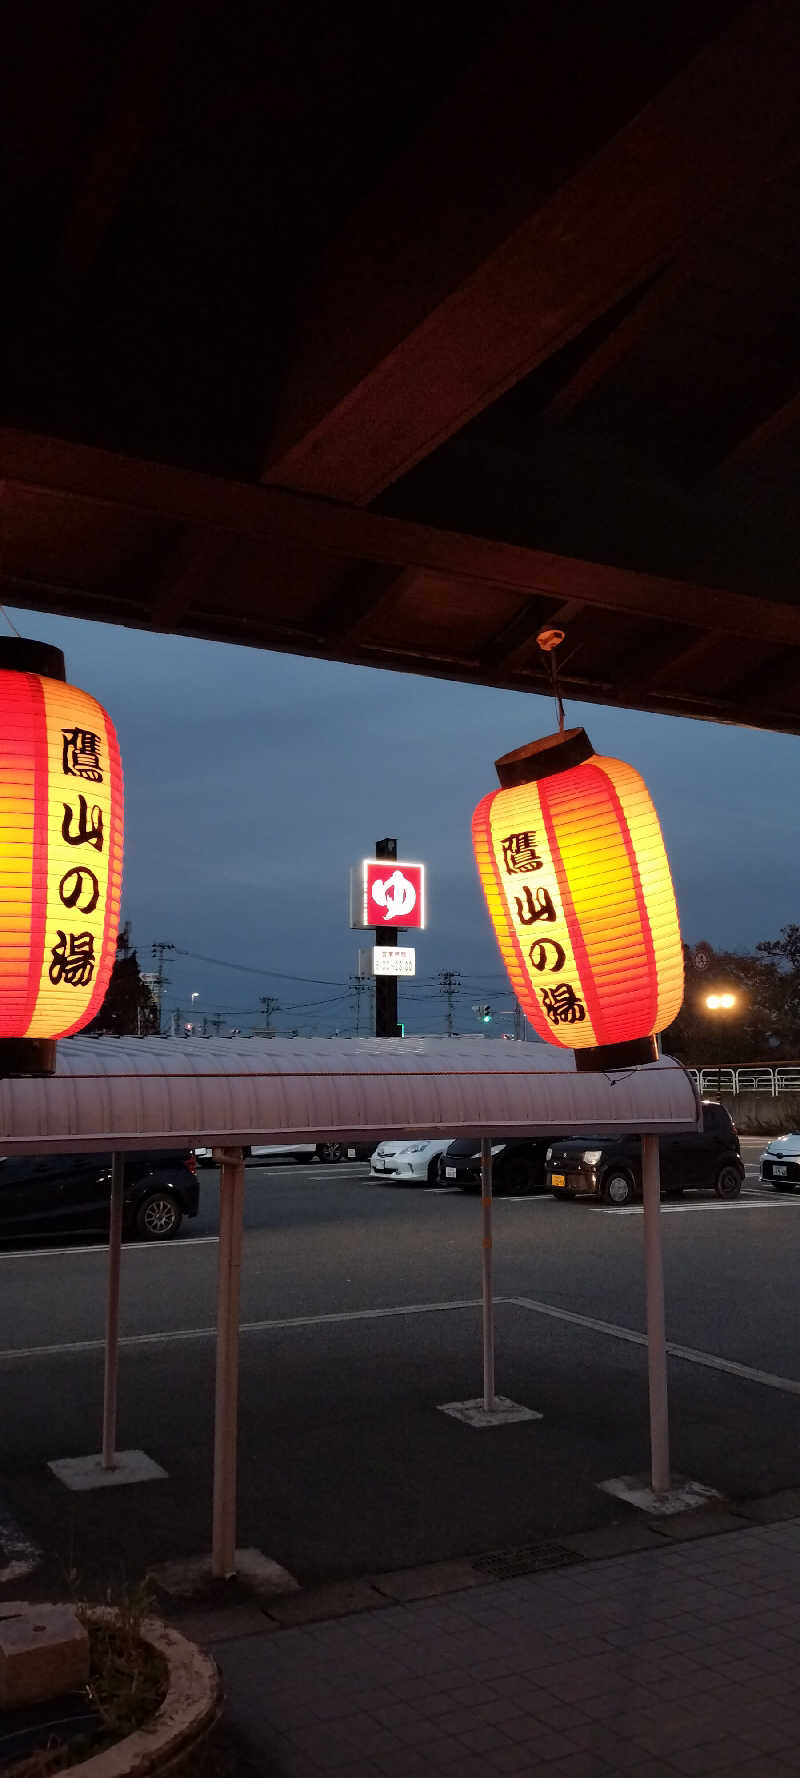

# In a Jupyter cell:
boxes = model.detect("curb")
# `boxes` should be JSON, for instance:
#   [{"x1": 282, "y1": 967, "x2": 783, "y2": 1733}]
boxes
[
  {"x1": 55, "y1": 1608, "x2": 222, "y2": 1777},
  {"x1": 170, "y1": 1487, "x2": 800, "y2": 1641}
]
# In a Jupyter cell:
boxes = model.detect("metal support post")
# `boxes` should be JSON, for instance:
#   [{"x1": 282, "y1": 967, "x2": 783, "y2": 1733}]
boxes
[
  {"x1": 212, "y1": 1148, "x2": 245, "y2": 1578},
  {"x1": 374, "y1": 837, "x2": 399, "y2": 1036},
  {"x1": 481, "y1": 1137, "x2": 496, "y2": 1412},
  {"x1": 102, "y1": 1153, "x2": 125, "y2": 1470},
  {"x1": 641, "y1": 1133, "x2": 670, "y2": 1494}
]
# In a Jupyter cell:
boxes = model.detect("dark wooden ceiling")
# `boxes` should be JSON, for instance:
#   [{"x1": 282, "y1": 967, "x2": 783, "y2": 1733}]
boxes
[{"x1": 3, "y1": 0, "x2": 800, "y2": 731}]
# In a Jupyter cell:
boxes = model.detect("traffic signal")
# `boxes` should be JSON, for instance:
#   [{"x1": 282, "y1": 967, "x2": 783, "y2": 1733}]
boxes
[{"x1": 482, "y1": 1005, "x2": 493, "y2": 1023}]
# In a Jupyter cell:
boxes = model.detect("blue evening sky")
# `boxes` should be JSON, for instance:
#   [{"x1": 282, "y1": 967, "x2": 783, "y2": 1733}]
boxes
[{"x1": 7, "y1": 605, "x2": 799, "y2": 1037}]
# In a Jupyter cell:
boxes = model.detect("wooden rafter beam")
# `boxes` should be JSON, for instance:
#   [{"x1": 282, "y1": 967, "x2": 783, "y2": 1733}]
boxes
[
  {"x1": 542, "y1": 265, "x2": 690, "y2": 422},
  {"x1": 149, "y1": 531, "x2": 232, "y2": 627},
  {"x1": 721, "y1": 388, "x2": 800, "y2": 468},
  {"x1": 633, "y1": 631, "x2": 734, "y2": 692},
  {"x1": 315, "y1": 562, "x2": 405, "y2": 645},
  {"x1": 263, "y1": 0, "x2": 800, "y2": 503},
  {"x1": 4, "y1": 428, "x2": 800, "y2": 654}
]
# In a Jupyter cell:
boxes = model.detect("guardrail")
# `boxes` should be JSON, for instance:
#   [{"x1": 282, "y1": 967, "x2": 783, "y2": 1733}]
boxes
[{"x1": 686, "y1": 1065, "x2": 800, "y2": 1097}]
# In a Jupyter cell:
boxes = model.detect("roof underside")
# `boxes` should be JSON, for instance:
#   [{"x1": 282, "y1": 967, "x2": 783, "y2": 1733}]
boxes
[
  {"x1": 0, "y1": 1037, "x2": 700, "y2": 1153},
  {"x1": 3, "y1": 1, "x2": 800, "y2": 731}
]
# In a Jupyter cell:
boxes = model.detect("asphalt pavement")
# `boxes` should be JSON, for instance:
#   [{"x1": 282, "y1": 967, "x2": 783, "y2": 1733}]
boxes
[{"x1": 1, "y1": 1138, "x2": 799, "y2": 1602}]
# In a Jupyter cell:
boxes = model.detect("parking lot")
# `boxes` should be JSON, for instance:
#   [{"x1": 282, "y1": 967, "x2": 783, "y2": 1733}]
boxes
[{"x1": 0, "y1": 1136, "x2": 799, "y2": 1597}]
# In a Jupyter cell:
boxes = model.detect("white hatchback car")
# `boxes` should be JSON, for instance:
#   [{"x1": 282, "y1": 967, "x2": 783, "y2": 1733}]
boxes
[
  {"x1": 760, "y1": 1134, "x2": 800, "y2": 1191},
  {"x1": 370, "y1": 1138, "x2": 453, "y2": 1184}
]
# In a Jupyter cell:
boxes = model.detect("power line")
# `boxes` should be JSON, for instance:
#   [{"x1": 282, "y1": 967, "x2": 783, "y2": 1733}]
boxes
[{"x1": 170, "y1": 947, "x2": 346, "y2": 988}]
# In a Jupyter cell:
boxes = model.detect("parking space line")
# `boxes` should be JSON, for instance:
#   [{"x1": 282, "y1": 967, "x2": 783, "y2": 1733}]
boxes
[
  {"x1": 0, "y1": 1235, "x2": 221, "y2": 1261},
  {"x1": 3, "y1": 1285, "x2": 800, "y2": 1402},
  {"x1": 0, "y1": 1296, "x2": 494, "y2": 1363},
  {"x1": 592, "y1": 1193, "x2": 799, "y2": 1215},
  {"x1": 510, "y1": 1295, "x2": 800, "y2": 1398}
]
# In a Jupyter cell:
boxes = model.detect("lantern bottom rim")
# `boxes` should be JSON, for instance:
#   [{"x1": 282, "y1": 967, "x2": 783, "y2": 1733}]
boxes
[
  {"x1": 574, "y1": 1035, "x2": 659, "y2": 1073},
  {"x1": 0, "y1": 1038, "x2": 57, "y2": 1077}
]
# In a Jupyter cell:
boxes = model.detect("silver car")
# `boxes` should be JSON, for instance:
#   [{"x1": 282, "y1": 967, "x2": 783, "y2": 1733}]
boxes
[
  {"x1": 760, "y1": 1134, "x2": 800, "y2": 1191},
  {"x1": 370, "y1": 1139, "x2": 453, "y2": 1184}
]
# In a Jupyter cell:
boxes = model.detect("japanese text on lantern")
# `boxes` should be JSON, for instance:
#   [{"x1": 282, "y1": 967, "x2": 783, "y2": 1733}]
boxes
[
  {"x1": 491, "y1": 807, "x2": 589, "y2": 1033},
  {"x1": 51, "y1": 727, "x2": 105, "y2": 991}
]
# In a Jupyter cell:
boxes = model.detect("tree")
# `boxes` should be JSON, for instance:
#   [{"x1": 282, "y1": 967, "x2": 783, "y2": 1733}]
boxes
[
  {"x1": 755, "y1": 925, "x2": 800, "y2": 1041},
  {"x1": 84, "y1": 931, "x2": 159, "y2": 1036},
  {"x1": 663, "y1": 939, "x2": 796, "y2": 1064}
]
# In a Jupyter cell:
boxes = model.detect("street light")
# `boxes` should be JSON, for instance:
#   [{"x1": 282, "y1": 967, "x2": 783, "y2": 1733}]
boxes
[{"x1": 704, "y1": 990, "x2": 737, "y2": 1096}]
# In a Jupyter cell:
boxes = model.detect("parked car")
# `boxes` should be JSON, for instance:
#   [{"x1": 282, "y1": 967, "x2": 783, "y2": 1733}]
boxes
[
  {"x1": 439, "y1": 1138, "x2": 552, "y2": 1195},
  {"x1": 760, "y1": 1134, "x2": 800, "y2": 1190},
  {"x1": 0, "y1": 1151, "x2": 199, "y2": 1241},
  {"x1": 194, "y1": 1141, "x2": 358, "y2": 1166},
  {"x1": 546, "y1": 1103, "x2": 744, "y2": 1207},
  {"x1": 370, "y1": 1139, "x2": 452, "y2": 1184}
]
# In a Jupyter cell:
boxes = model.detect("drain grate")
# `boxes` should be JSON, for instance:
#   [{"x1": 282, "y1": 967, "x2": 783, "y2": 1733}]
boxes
[{"x1": 471, "y1": 1541, "x2": 584, "y2": 1580}]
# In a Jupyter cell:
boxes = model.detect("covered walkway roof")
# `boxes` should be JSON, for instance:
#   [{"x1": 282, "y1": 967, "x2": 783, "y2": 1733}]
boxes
[{"x1": 0, "y1": 1037, "x2": 700, "y2": 1155}]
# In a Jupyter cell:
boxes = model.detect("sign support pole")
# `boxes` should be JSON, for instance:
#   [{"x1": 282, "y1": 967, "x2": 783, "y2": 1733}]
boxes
[
  {"x1": 642, "y1": 1133, "x2": 670, "y2": 1493},
  {"x1": 374, "y1": 837, "x2": 399, "y2": 1036},
  {"x1": 481, "y1": 1137, "x2": 496, "y2": 1411},
  {"x1": 101, "y1": 1152, "x2": 125, "y2": 1470},
  {"x1": 212, "y1": 1147, "x2": 245, "y2": 1578}
]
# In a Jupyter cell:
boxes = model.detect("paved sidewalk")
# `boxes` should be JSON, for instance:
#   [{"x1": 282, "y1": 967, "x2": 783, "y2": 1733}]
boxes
[{"x1": 199, "y1": 1518, "x2": 800, "y2": 1778}]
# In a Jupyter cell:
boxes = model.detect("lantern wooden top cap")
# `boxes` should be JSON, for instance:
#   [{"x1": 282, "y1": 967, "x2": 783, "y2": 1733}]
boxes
[
  {"x1": 0, "y1": 638, "x2": 65, "y2": 681},
  {"x1": 495, "y1": 727, "x2": 594, "y2": 788}
]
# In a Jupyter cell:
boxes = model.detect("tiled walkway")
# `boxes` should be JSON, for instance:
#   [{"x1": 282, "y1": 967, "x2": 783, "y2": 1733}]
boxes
[{"x1": 207, "y1": 1520, "x2": 800, "y2": 1778}]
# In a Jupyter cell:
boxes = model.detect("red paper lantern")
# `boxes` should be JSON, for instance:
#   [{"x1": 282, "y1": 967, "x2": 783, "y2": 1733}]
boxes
[
  {"x1": 472, "y1": 728, "x2": 683, "y2": 1068},
  {"x1": 0, "y1": 639, "x2": 124, "y2": 1070}
]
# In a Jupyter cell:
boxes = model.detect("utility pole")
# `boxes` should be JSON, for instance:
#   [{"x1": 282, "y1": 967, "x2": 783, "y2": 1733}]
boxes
[
  {"x1": 374, "y1": 837, "x2": 401, "y2": 1037},
  {"x1": 439, "y1": 970, "x2": 462, "y2": 1037},
  {"x1": 349, "y1": 974, "x2": 368, "y2": 1035},
  {"x1": 259, "y1": 995, "x2": 280, "y2": 1033},
  {"x1": 151, "y1": 942, "x2": 175, "y2": 1035}
]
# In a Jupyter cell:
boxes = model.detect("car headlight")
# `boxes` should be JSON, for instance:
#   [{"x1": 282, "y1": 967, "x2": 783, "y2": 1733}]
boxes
[
  {"x1": 582, "y1": 1150, "x2": 602, "y2": 1165},
  {"x1": 404, "y1": 1143, "x2": 427, "y2": 1154},
  {"x1": 545, "y1": 1148, "x2": 552, "y2": 1162}
]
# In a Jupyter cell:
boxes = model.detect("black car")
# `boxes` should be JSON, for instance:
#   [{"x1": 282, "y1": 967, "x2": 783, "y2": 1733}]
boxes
[
  {"x1": 0, "y1": 1151, "x2": 199, "y2": 1241},
  {"x1": 440, "y1": 1138, "x2": 552, "y2": 1196},
  {"x1": 546, "y1": 1102, "x2": 743, "y2": 1207}
]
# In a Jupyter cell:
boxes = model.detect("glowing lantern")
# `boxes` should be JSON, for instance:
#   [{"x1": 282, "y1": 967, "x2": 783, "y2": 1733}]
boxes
[
  {"x1": 0, "y1": 639, "x2": 124, "y2": 1072},
  {"x1": 472, "y1": 728, "x2": 683, "y2": 1068}
]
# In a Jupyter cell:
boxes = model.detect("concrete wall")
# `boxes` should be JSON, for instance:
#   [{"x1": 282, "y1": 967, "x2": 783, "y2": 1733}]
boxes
[{"x1": 717, "y1": 1093, "x2": 800, "y2": 1136}]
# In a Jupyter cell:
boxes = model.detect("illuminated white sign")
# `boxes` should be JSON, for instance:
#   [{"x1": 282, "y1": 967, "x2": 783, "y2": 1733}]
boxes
[
  {"x1": 357, "y1": 946, "x2": 416, "y2": 977},
  {"x1": 374, "y1": 946, "x2": 415, "y2": 976}
]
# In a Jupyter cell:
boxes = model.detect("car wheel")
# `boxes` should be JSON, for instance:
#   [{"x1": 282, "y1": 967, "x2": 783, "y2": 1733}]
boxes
[
  {"x1": 135, "y1": 1191, "x2": 182, "y2": 1241},
  {"x1": 317, "y1": 1143, "x2": 344, "y2": 1163},
  {"x1": 602, "y1": 1171, "x2": 635, "y2": 1207},
  {"x1": 714, "y1": 1164, "x2": 742, "y2": 1200}
]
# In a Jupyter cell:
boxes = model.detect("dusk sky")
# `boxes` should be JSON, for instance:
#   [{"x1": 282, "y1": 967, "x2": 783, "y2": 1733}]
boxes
[{"x1": 7, "y1": 603, "x2": 800, "y2": 1039}]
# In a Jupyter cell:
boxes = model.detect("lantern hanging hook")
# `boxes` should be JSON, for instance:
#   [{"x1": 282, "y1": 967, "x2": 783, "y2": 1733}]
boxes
[{"x1": 536, "y1": 626, "x2": 566, "y2": 736}]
